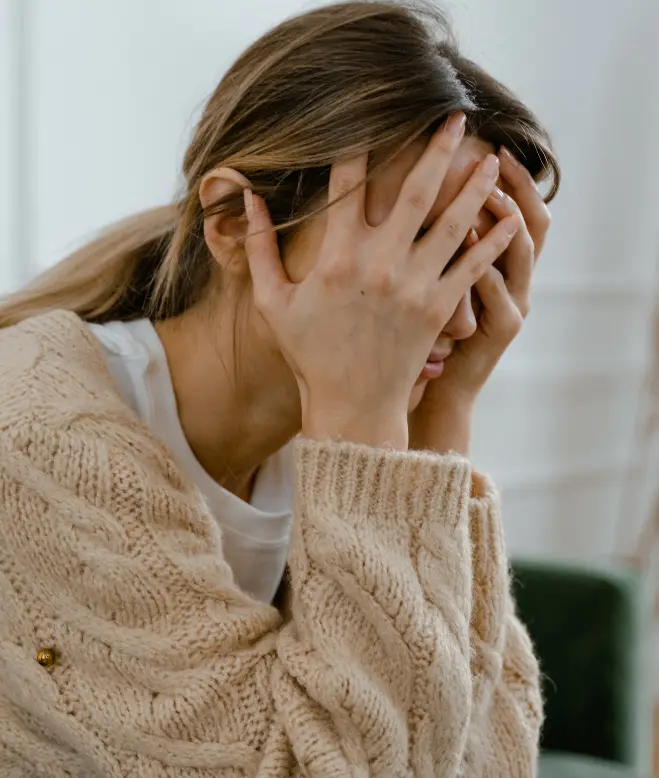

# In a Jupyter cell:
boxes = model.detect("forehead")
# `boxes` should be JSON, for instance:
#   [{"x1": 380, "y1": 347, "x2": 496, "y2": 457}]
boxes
[
  {"x1": 367, "y1": 135, "x2": 498, "y2": 228},
  {"x1": 426, "y1": 135, "x2": 498, "y2": 222}
]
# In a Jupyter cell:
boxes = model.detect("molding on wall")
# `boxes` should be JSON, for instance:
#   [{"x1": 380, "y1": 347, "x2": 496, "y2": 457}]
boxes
[
  {"x1": 14, "y1": 0, "x2": 32, "y2": 288},
  {"x1": 532, "y1": 280, "x2": 658, "y2": 299},
  {"x1": 0, "y1": 0, "x2": 31, "y2": 293},
  {"x1": 490, "y1": 360, "x2": 648, "y2": 380},
  {"x1": 0, "y1": 0, "x2": 14, "y2": 289},
  {"x1": 497, "y1": 455, "x2": 649, "y2": 493}
]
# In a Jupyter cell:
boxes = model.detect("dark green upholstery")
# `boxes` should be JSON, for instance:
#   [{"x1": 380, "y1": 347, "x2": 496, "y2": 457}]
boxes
[
  {"x1": 539, "y1": 753, "x2": 645, "y2": 778},
  {"x1": 510, "y1": 559, "x2": 649, "y2": 776}
]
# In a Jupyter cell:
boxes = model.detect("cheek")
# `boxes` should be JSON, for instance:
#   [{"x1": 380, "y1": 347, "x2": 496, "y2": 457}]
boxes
[{"x1": 281, "y1": 215, "x2": 327, "y2": 283}]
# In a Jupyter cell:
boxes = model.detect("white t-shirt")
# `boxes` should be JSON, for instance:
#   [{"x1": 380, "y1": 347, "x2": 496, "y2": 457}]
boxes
[{"x1": 88, "y1": 319, "x2": 294, "y2": 604}]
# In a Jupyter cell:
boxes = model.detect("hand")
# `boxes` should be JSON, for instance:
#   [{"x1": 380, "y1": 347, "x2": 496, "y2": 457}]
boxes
[
  {"x1": 243, "y1": 116, "x2": 521, "y2": 450},
  {"x1": 410, "y1": 146, "x2": 551, "y2": 454}
]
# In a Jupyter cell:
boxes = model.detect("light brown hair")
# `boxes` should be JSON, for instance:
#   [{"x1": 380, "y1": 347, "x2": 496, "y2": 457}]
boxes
[{"x1": 0, "y1": 0, "x2": 560, "y2": 328}]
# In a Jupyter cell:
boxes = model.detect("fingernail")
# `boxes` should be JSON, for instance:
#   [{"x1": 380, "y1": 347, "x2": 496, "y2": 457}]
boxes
[
  {"x1": 243, "y1": 189, "x2": 254, "y2": 220},
  {"x1": 482, "y1": 154, "x2": 499, "y2": 178},
  {"x1": 504, "y1": 215, "x2": 519, "y2": 235},
  {"x1": 491, "y1": 186, "x2": 505, "y2": 201},
  {"x1": 445, "y1": 112, "x2": 466, "y2": 137},
  {"x1": 501, "y1": 146, "x2": 520, "y2": 167},
  {"x1": 465, "y1": 227, "x2": 479, "y2": 248}
]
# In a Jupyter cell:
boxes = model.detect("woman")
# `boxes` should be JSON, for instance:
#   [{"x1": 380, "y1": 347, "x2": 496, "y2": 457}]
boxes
[{"x1": 0, "y1": 1, "x2": 559, "y2": 776}]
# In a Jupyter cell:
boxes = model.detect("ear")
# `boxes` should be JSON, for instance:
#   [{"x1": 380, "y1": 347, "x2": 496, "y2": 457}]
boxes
[{"x1": 199, "y1": 167, "x2": 252, "y2": 274}]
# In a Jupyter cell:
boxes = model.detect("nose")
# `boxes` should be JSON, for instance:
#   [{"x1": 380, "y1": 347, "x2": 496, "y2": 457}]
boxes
[{"x1": 443, "y1": 291, "x2": 477, "y2": 341}]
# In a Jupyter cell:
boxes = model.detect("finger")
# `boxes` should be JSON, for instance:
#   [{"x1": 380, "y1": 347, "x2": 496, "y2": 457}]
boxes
[
  {"x1": 484, "y1": 188, "x2": 534, "y2": 307},
  {"x1": 439, "y1": 214, "x2": 520, "y2": 305},
  {"x1": 474, "y1": 266, "x2": 523, "y2": 342},
  {"x1": 499, "y1": 147, "x2": 551, "y2": 256},
  {"x1": 244, "y1": 190, "x2": 291, "y2": 311},
  {"x1": 418, "y1": 153, "x2": 500, "y2": 275},
  {"x1": 386, "y1": 113, "x2": 466, "y2": 245},
  {"x1": 464, "y1": 226, "x2": 479, "y2": 250},
  {"x1": 327, "y1": 153, "x2": 368, "y2": 232},
  {"x1": 463, "y1": 230, "x2": 482, "y2": 320}
]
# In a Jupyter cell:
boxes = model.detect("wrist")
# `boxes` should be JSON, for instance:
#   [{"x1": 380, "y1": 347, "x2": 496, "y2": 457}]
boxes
[
  {"x1": 410, "y1": 397, "x2": 475, "y2": 457},
  {"x1": 302, "y1": 400, "x2": 409, "y2": 451}
]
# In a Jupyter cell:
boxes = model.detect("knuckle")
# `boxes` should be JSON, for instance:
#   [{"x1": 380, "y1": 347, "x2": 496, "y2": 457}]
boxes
[
  {"x1": 476, "y1": 261, "x2": 492, "y2": 284},
  {"x1": 538, "y1": 207, "x2": 552, "y2": 230},
  {"x1": 400, "y1": 287, "x2": 427, "y2": 316},
  {"x1": 503, "y1": 307, "x2": 524, "y2": 336},
  {"x1": 444, "y1": 218, "x2": 465, "y2": 244},
  {"x1": 468, "y1": 256, "x2": 489, "y2": 284},
  {"x1": 319, "y1": 254, "x2": 354, "y2": 285},
  {"x1": 253, "y1": 286, "x2": 274, "y2": 314},
  {"x1": 426, "y1": 304, "x2": 448, "y2": 331},
  {"x1": 477, "y1": 171, "x2": 497, "y2": 196},
  {"x1": 332, "y1": 175, "x2": 358, "y2": 200},
  {"x1": 522, "y1": 166, "x2": 538, "y2": 186},
  {"x1": 519, "y1": 231, "x2": 536, "y2": 258},
  {"x1": 492, "y1": 269, "x2": 508, "y2": 293},
  {"x1": 435, "y1": 131, "x2": 459, "y2": 157},
  {"x1": 403, "y1": 182, "x2": 432, "y2": 214},
  {"x1": 505, "y1": 194, "x2": 522, "y2": 216},
  {"x1": 365, "y1": 265, "x2": 396, "y2": 296},
  {"x1": 495, "y1": 230, "x2": 514, "y2": 253}
]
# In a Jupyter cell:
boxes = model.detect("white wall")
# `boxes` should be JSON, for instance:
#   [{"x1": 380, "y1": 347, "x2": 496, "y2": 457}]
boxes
[
  {"x1": 20, "y1": 0, "x2": 314, "y2": 275},
  {"x1": 2, "y1": 0, "x2": 659, "y2": 683},
  {"x1": 450, "y1": 0, "x2": 659, "y2": 560},
  {"x1": 0, "y1": 0, "x2": 23, "y2": 291}
]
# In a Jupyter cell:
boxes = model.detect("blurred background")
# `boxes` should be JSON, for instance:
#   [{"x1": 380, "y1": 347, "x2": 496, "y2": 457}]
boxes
[{"x1": 2, "y1": 0, "x2": 659, "y2": 774}]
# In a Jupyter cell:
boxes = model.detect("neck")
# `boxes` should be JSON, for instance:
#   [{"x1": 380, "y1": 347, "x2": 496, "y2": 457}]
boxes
[{"x1": 154, "y1": 303, "x2": 300, "y2": 499}]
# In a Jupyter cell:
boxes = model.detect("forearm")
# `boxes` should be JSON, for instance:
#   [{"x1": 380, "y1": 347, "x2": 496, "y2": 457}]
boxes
[
  {"x1": 275, "y1": 438, "x2": 475, "y2": 777},
  {"x1": 463, "y1": 473, "x2": 543, "y2": 776},
  {"x1": 462, "y1": 617, "x2": 543, "y2": 778}
]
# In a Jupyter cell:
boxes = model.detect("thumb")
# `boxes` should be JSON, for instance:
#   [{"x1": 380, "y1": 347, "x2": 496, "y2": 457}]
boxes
[{"x1": 243, "y1": 190, "x2": 291, "y2": 311}]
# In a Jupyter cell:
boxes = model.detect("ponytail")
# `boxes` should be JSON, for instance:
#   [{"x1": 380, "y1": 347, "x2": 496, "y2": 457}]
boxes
[
  {"x1": 0, "y1": 1, "x2": 561, "y2": 330},
  {"x1": 0, "y1": 204, "x2": 177, "y2": 328}
]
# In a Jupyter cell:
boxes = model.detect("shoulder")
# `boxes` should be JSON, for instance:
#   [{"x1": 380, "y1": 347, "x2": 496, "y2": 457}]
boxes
[
  {"x1": 0, "y1": 310, "x2": 190, "y2": 493},
  {"x1": 0, "y1": 310, "x2": 117, "y2": 421},
  {"x1": 0, "y1": 313, "x2": 219, "y2": 585}
]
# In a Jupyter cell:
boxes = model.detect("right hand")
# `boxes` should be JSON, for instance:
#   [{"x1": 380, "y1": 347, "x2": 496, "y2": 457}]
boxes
[{"x1": 243, "y1": 115, "x2": 520, "y2": 449}]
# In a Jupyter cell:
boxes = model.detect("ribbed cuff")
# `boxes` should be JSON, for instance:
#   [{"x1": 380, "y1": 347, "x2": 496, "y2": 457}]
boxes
[
  {"x1": 294, "y1": 437, "x2": 472, "y2": 532},
  {"x1": 469, "y1": 470, "x2": 511, "y2": 657},
  {"x1": 469, "y1": 471, "x2": 507, "y2": 579}
]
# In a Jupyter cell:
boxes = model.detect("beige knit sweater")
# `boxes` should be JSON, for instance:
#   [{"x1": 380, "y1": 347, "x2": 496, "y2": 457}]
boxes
[{"x1": 0, "y1": 311, "x2": 542, "y2": 778}]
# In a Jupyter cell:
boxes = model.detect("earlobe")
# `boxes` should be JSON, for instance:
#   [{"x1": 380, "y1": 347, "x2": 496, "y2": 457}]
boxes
[{"x1": 199, "y1": 167, "x2": 252, "y2": 273}]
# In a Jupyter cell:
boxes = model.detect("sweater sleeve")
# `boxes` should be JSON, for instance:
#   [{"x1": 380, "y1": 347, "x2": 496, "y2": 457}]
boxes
[
  {"x1": 461, "y1": 472, "x2": 544, "y2": 777},
  {"x1": 273, "y1": 439, "x2": 474, "y2": 777},
  {"x1": 0, "y1": 416, "x2": 477, "y2": 778}
]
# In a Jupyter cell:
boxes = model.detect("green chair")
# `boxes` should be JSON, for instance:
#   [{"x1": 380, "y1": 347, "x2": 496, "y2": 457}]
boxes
[{"x1": 510, "y1": 559, "x2": 652, "y2": 778}]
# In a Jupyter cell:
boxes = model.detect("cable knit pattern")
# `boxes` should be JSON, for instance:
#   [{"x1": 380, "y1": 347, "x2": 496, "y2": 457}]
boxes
[{"x1": 0, "y1": 311, "x2": 542, "y2": 777}]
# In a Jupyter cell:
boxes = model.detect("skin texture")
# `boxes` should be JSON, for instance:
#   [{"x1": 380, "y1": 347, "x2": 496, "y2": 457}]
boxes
[{"x1": 155, "y1": 121, "x2": 549, "y2": 498}]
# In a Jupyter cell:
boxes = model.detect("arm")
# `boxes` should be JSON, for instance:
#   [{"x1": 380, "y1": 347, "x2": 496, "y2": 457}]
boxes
[
  {"x1": 0, "y1": 417, "x2": 477, "y2": 778},
  {"x1": 274, "y1": 439, "x2": 474, "y2": 777},
  {"x1": 461, "y1": 472, "x2": 543, "y2": 777}
]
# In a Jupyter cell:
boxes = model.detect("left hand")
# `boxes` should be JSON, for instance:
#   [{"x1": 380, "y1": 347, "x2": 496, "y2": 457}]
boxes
[{"x1": 410, "y1": 146, "x2": 552, "y2": 454}]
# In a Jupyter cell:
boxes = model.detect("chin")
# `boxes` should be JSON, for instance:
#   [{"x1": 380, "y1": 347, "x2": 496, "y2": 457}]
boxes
[{"x1": 408, "y1": 382, "x2": 427, "y2": 413}]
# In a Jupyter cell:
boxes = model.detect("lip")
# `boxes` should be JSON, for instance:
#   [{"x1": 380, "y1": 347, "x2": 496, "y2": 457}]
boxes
[
  {"x1": 417, "y1": 360, "x2": 445, "y2": 382},
  {"x1": 427, "y1": 347, "x2": 452, "y2": 363},
  {"x1": 416, "y1": 347, "x2": 452, "y2": 383}
]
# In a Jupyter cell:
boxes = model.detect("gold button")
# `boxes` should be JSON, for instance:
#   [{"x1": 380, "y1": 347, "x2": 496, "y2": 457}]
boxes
[{"x1": 36, "y1": 647, "x2": 56, "y2": 668}]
